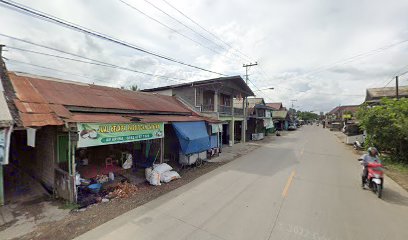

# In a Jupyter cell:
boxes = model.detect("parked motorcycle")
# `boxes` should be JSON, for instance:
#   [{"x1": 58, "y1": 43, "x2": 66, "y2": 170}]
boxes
[
  {"x1": 353, "y1": 140, "x2": 364, "y2": 150},
  {"x1": 359, "y1": 158, "x2": 384, "y2": 198}
]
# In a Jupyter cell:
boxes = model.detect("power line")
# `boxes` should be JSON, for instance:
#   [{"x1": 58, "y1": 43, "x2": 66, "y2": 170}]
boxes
[
  {"x1": 118, "y1": 0, "x2": 228, "y2": 58},
  {"x1": 0, "y1": 0, "x2": 228, "y2": 76},
  {"x1": 384, "y1": 70, "x2": 408, "y2": 87},
  {"x1": 0, "y1": 33, "x2": 116, "y2": 66},
  {"x1": 298, "y1": 39, "x2": 408, "y2": 81},
  {"x1": 5, "y1": 45, "x2": 186, "y2": 83},
  {"x1": 143, "y1": 0, "x2": 247, "y2": 62},
  {"x1": 161, "y1": 0, "x2": 253, "y2": 62},
  {"x1": 257, "y1": 38, "x2": 408, "y2": 90},
  {"x1": 5, "y1": 58, "x2": 115, "y2": 85},
  {"x1": 152, "y1": 0, "x2": 269, "y2": 94},
  {"x1": 378, "y1": 65, "x2": 408, "y2": 88}
]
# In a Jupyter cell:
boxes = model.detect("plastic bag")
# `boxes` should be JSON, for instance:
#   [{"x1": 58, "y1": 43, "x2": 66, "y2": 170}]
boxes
[
  {"x1": 122, "y1": 153, "x2": 133, "y2": 169},
  {"x1": 148, "y1": 170, "x2": 161, "y2": 186},
  {"x1": 145, "y1": 167, "x2": 152, "y2": 180},
  {"x1": 160, "y1": 171, "x2": 181, "y2": 183},
  {"x1": 153, "y1": 163, "x2": 173, "y2": 174}
]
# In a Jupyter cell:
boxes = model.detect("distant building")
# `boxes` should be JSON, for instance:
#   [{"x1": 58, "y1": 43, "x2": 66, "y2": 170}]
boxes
[
  {"x1": 142, "y1": 76, "x2": 254, "y2": 146},
  {"x1": 265, "y1": 102, "x2": 289, "y2": 130},
  {"x1": 234, "y1": 98, "x2": 274, "y2": 140},
  {"x1": 327, "y1": 105, "x2": 360, "y2": 120},
  {"x1": 266, "y1": 102, "x2": 286, "y2": 111},
  {"x1": 365, "y1": 86, "x2": 408, "y2": 104}
]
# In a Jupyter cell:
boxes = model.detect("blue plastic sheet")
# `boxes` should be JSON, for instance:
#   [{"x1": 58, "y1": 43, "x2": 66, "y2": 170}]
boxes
[
  {"x1": 210, "y1": 135, "x2": 218, "y2": 148},
  {"x1": 172, "y1": 121, "x2": 211, "y2": 155}
]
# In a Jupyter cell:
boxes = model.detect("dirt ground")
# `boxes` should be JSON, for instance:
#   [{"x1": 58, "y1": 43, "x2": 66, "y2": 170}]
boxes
[
  {"x1": 13, "y1": 162, "x2": 225, "y2": 240},
  {"x1": 332, "y1": 131, "x2": 408, "y2": 192},
  {"x1": 1, "y1": 136, "x2": 269, "y2": 240}
]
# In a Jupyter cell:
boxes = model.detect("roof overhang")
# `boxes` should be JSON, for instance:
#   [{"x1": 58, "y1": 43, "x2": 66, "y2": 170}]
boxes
[{"x1": 142, "y1": 76, "x2": 255, "y2": 96}]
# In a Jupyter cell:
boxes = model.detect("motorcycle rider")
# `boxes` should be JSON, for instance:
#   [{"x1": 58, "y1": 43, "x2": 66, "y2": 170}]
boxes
[{"x1": 361, "y1": 147, "x2": 381, "y2": 188}]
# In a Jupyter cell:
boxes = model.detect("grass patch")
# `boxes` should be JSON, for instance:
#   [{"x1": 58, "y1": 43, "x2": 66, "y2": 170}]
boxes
[{"x1": 381, "y1": 155, "x2": 408, "y2": 173}]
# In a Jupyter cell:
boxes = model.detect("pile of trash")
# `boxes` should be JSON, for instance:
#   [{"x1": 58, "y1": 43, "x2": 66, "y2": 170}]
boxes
[
  {"x1": 77, "y1": 175, "x2": 139, "y2": 208},
  {"x1": 108, "y1": 181, "x2": 138, "y2": 198},
  {"x1": 146, "y1": 163, "x2": 181, "y2": 186},
  {"x1": 95, "y1": 174, "x2": 109, "y2": 183}
]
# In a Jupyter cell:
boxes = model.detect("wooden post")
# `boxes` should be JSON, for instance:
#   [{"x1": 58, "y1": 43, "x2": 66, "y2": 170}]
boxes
[
  {"x1": 160, "y1": 137, "x2": 164, "y2": 163},
  {"x1": 214, "y1": 90, "x2": 219, "y2": 112},
  {"x1": 0, "y1": 165, "x2": 4, "y2": 206},
  {"x1": 230, "y1": 106, "x2": 235, "y2": 146},
  {"x1": 68, "y1": 123, "x2": 78, "y2": 203}
]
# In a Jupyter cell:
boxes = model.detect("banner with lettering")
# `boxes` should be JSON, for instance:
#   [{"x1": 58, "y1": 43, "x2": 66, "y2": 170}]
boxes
[{"x1": 77, "y1": 122, "x2": 164, "y2": 148}]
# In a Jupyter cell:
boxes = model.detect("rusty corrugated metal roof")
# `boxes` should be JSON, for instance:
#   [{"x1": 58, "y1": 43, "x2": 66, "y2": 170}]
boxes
[
  {"x1": 49, "y1": 104, "x2": 72, "y2": 118},
  {"x1": 266, "y1": 102, "x2": 283, "y2": 110},
  {"x1": 19, "y1": 112, "x2": 64, "y2": 127},
  {"x1": 66, "y1": 113, "x2": 213, "y2": 124},
  {"x1": 9, "y1": 72, "x2": 192, "y2": 114},
  {"x1": 14, "y1": 99, "x2": 52, "y2": 113},
  {"x1": 131, "y1": 115, "x2": 207, "y2": 123},
  {"x1": 8, "y1": 72, "x2": 218, "y2": 127},
  {"x1": 67, "y1": 113, "x2": 129, "y2": 123},
  {"x1": 11, "y1": 74, "x2": 47, "y2": 103},
  {"x1": 9, "y1": 72, "x2": 202, "y2": 127}
]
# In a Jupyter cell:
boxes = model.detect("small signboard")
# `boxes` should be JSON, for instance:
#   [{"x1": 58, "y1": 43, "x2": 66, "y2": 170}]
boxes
[{"x1": 77, "y1": 122, "x2": 164, "y2": 148}]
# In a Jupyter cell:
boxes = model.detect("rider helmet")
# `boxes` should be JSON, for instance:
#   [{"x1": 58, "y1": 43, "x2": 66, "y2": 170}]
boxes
[{"x1": 367, "y1": 147, "x2": 378, "y2": 157}]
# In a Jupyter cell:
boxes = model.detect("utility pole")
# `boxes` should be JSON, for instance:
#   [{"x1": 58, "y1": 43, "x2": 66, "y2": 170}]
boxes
[
  {"x1": 243, "y1": 62, "x2": 258, "y2": 83},
  {"x1": 290, "y1": 99, "x2": 297, "y2": 109},
  {"x1": 242, "y1": 62, "x2": 257, "y2": 143},
  {"x1": 0, "y1": 45, "x2": 4, "y2": 59},
  {"x1": 396, "y1": 75, "x2": 399, "y2": 100}
]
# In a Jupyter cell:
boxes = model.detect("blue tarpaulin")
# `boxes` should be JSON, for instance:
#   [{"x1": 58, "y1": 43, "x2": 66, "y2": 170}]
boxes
[
  {"x1": 210, "y1": 135, "x2": 218, "y2": 148},
  {"x1": 172, "y1": 121, "x2": 211, "y2": 155}
]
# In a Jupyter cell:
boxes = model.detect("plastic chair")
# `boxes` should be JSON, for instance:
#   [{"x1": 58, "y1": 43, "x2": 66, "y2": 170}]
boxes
[{"x1": 105, "y1": 157, "x2": 118, "y2": 168}]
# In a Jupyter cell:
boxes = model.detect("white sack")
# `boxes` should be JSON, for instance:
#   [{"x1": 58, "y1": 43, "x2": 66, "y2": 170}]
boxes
[
  {"x1": 145, "y1": 167, "x2": 152, "y2": 180},
  {"x1": 148, "y1": 170, "x2": 161, "y2": 186},
  {"x1": 122, "y1": 153, "x2": 133, "y2": 169},
  {"x1": 153, "y1": 163, "x2": 173, "y2": 174},
  {"x1": 160, "y1": 171, "x2": 181, "y2": 183}
]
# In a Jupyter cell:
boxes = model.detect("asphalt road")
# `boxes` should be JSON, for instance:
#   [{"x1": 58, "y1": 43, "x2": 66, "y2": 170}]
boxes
[{"x1": 75, "y1": 126, "x2": 408, "y2": 240}]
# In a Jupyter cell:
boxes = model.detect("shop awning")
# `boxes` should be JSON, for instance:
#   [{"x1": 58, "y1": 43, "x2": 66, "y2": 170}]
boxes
[{"x1": 172, "y1": 121, "x2": 210, "y2": 155}]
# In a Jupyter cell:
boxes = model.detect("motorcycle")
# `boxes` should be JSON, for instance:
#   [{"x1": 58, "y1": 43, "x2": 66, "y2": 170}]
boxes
[
  {"x1": 359, "y1": 158, "x2": 384, "y2": 198},
  {"x1": 353, "y1": 140, "x2": 364, "y2": 150}
]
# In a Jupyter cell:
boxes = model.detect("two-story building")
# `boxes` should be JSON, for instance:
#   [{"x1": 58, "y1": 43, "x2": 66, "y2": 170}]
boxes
[
  {"x1": 142, "y1": 76, "x2": 254, "y2": 146},
  {"x1": 266, "y1": 102, "x2": 289, "y2": 130},
  {"x1": 234, "y1": 98, "x2": 274, "y2": 141}
]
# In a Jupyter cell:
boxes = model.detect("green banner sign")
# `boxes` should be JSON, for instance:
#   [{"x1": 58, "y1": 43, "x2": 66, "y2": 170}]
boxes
[{"x1": 77, "y1": 122, "x2": 164, "y2": 148}]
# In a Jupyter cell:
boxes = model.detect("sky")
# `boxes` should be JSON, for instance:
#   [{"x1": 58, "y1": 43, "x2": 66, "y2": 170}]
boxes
[{"x1": 1, "y1": 0, "x2": 408, "y2": 112}]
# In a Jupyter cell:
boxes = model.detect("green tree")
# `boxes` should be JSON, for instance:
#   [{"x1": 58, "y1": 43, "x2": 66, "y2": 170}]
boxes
[
  {"x1": 357, "y1": 98, "x2": 408, "y2": 163},
  {"x1": 120, "y1": 84, "x2": 139, "y2": 91},
  {"x1": 298, "y1": 111, "x2": 319, "y2": 121},
  {"x1": 129, "y1": 84, "x2": 139, "y2": 91}
]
